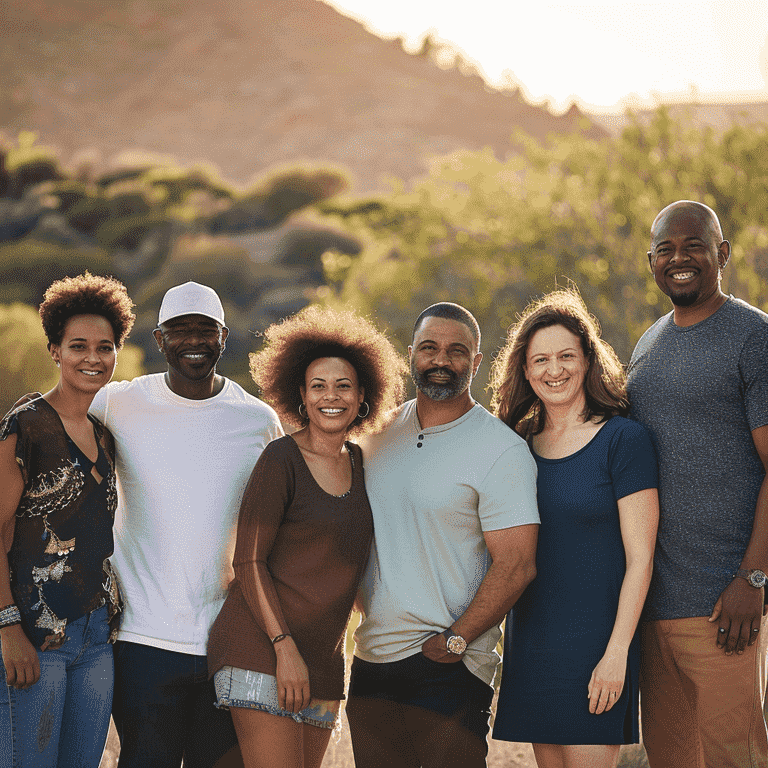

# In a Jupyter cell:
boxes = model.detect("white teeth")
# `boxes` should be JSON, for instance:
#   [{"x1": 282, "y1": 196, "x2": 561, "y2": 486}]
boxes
[
  {"x1": 320, "y1": 409, "x2": 344, "y2": 414},
  {"x1": 545, "y1": 380, "x2": 567, "y2": 388},
  {"x1": 80, "y1": 370, "x2": 100, "y2": 376},
  {"x1": 182, "y1": 353, "x2": 206, "y2": 359},
  {"x1": 672, "y1": 272, "x2": 695, "y2": 280}
]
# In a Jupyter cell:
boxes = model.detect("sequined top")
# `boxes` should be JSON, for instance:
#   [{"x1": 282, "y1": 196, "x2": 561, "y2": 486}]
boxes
[{"x1": 0, "y1": 396, "x2": 120, "y2": 649}]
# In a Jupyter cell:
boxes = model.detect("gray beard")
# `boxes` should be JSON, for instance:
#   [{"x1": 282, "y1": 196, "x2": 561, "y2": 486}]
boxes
[{"x1": 410, "y1": 362, "x2": 472, "y2": 401}]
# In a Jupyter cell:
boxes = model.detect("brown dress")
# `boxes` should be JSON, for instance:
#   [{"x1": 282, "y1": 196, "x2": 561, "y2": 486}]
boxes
[{"x1": 207, "y1": 435, "x2": 373, "y2": 701}]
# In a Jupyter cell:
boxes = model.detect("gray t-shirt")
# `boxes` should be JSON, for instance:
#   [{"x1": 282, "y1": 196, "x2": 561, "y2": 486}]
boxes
[
  {"x1": 355, "y1": 400, "x2": 539, "y2": 685},
  {"x1": 627, "y1": 297, "x2": 768, "y2": 620}
]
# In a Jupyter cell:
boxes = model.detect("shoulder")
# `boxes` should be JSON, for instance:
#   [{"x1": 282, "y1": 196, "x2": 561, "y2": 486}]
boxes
[
  {"x1": 89, "y1": 375, "x2": 158, "y2": 423},
  {"x1": 260, "y1": 434, "x2": 293, "y2": 459},
  {"x1": 603, "y1": 415, "x2": 653, "y2": 446},
  {"x1": 723, "y1": 297, "x2": 768, "y2": 326},
  {"x1": 91, "y1": 376, "x2": 154, "y2": 403},
  {"x1": 0, "y1": 395, "x2": 47, "y2": 440},
  {"x1": 254, "y1": 435, "x2": 299, "y2": 474},
  {"x1": 630, "y1": 312, "x2": 673, "y2": 361},
  {"x1": 357, "y1": 401, "x2": 412, "y2": 453},
  {"x1": 219, "y1": 380, "x2": 282, "y2": 424},
  {"x1": 467, "y1": 405, "x2": 528, "y2": 450}
]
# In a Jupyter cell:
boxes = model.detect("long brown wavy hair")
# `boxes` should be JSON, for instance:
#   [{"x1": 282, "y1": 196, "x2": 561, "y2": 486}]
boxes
[{"x1": 489, "y1": 289, "x2": 628, "y2": 439}]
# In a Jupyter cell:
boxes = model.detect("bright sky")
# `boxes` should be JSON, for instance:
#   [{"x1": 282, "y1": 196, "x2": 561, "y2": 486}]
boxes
[{"x1": 325, "y1": 0, "x2": 768, "y2": 112}]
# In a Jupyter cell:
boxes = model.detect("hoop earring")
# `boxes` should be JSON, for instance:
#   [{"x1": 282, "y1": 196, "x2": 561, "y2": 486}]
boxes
[
  {"x1": 358, "y1": 402, "x2": 370, "y2": 419},
  {"x1": 298, "y1": 403, "x2": 307, "y2": 419}
]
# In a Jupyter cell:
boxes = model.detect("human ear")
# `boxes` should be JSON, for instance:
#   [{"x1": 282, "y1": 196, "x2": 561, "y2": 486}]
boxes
[
  {"x1": 718, "y1": 240, "x2": 731, "y2": 271},
  {"x1": 472, "y1": 352, "x2": 483, "y2": 376}
]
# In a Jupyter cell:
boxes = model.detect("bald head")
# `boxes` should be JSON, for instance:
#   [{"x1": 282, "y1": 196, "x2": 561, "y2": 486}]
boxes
[
  {"x1": 651, "y1": 200, "x2": 724, "y2": 246},
  {"x1": 647, "y1": 199, "x2": 731, "y2": 316}
]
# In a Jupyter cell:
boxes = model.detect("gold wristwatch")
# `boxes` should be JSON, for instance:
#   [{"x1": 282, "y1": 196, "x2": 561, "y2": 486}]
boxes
[{"x1": 441, "y1": 628, "x2": 468, "y2": 655}]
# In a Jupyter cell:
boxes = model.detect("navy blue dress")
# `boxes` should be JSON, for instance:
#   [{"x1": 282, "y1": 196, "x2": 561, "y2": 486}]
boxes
[{"x1": 493, "y1": 417, "x2": 657, "y2": 745}]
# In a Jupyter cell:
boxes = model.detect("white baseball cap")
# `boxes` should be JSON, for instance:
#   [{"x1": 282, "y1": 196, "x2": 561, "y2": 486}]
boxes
[{"x1": 158, "y1": 281, "x2": 225, "y2": 326}]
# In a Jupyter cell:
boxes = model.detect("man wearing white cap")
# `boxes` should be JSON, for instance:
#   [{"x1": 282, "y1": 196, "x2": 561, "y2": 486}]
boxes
[{"x1": 90, "y1": 282, "x2": 283, "y2": 768}]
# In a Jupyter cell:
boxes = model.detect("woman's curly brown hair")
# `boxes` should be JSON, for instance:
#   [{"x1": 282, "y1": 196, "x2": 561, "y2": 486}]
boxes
[
  {"x1": 250, "y1": 305, "x2": 407, "y2": 437},
  {"x1": 489, "y1": 288, "x2": 629, "y2": 439},
  {"x1": 39, "y1": 272, "x2": 135, "y2": 349}
]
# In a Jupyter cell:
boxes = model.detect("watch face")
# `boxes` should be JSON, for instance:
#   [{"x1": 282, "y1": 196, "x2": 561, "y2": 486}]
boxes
[
  {"x1": 446, "y1": 635, "x2": 467, "y2": 654},
  {"x1": 749, "y1": 570, "x2": 767, "y2": 588}
]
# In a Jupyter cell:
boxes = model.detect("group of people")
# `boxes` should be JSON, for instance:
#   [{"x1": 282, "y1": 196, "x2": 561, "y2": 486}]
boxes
[{"x1": 0, "y1": 198, "x2": 766, "y2": 768}]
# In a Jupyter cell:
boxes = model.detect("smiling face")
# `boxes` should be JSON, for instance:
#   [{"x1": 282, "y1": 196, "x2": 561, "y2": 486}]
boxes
[
  {"x1": 300, "y1": 357, "x2": 364, "y2": 436},
  {"x1": 50, "y1": 314, "x2": 117, "y2": 395},
  {"x1": 648, "y1": 204, "x2": 729, "y2": 309},
  {"x1": 524, "y1": 324, "x2": 588, "y2": 413},
  {"x1": 154, "y1": 313, "x2": 228, "y2": 383},
  {"x1": 409, "y1": 317, "x2": 482, "y2": 402}
]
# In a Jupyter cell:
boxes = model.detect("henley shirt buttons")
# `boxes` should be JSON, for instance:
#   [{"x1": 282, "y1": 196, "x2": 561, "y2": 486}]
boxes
[{"x1": 417, "y1": 442, "x2": 423, "y2": 447}]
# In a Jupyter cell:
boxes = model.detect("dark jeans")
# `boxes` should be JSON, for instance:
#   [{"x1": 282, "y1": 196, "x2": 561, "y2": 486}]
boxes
[
  {"x1": 346, "y1": 653, "x2": 494, "y2": 768},
  {"x1": 112, "y1": 641, "x2": 242, "y2": 768}
]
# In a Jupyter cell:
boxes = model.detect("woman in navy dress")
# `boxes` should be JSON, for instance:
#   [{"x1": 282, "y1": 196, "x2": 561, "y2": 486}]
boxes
[{"x1": 489, "y1": 289, "x2": 659, "y2": 768}]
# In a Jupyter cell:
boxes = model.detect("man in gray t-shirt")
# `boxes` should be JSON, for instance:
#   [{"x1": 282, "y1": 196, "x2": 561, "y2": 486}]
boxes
[
  {"x1": 627, "y1": 200, "x2": 768, "y2": 768},
  {"x1": 346, "y1": 302, "x2": 539, "y2": 768}
]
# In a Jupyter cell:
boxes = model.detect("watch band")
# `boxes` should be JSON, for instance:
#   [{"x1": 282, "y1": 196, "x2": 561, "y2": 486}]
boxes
[{"x1": 734, "y1": 569, "x2": 767, "y2": 588}]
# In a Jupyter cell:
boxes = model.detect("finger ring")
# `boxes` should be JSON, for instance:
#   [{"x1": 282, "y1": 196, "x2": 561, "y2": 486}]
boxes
[{"x1": 718, "y1": 627, "x2": 727, "y2": 634}]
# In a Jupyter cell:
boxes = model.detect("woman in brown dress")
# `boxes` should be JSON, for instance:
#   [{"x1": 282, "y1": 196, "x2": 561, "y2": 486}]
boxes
[{"x1": 208, "y1": 305, "x2": 406, "y2": 768}]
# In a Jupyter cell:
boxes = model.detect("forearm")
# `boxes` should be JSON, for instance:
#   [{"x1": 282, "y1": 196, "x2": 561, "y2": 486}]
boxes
[
  {"x1": 605, "y1": 557, "x2": 653, "y2": 654},
  {"x1": 234, "y1": 559, "x2": 291, "y2": 640},
  {"x1": 452, "y1": 556, "x2": 536, "y2": 644}
]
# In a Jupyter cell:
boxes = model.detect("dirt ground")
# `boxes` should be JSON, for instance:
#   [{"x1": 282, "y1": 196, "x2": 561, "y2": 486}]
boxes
[{"x1": 98, "y1": 700, "x2": 651, "y2": 768}]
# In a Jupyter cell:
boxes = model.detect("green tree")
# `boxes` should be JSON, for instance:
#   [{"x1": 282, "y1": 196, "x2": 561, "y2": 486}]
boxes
[{"x1": 320, "y1": 110, "x2": 768, "y2": 405}]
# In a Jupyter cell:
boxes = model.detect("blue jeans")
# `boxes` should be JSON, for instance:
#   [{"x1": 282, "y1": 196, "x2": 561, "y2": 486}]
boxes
[
  {"x1": 112, "y1": 641, "x2": 241, "y2": 768},
  {"x1": 0, "y1": 604, "x2": 113, "y2": 768}
]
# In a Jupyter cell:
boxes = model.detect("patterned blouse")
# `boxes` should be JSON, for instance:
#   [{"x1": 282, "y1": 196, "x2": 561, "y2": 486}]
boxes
[{"x1": 0, "y1": 396, "x2": 121, "y2": 650}]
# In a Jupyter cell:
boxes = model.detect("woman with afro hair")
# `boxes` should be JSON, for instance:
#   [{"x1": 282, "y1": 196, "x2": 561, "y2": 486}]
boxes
[
  {"x1": 208, "y1": 304, "x2": 407, "y2": 768},
  {"x1": 0, "y1": 272, "x2": 134, "y2": 767}
]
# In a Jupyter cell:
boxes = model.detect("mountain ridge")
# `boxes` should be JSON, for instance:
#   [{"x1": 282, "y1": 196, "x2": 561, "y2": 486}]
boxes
[{"x1": 1, "y1": 0, "x2": 603, "y2": 191}]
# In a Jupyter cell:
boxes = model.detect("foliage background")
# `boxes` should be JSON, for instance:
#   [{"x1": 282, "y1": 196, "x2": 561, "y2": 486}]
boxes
[
  {"x1": 4, "y1": 108, "x2": 767, "y2": 768},
  {"x1": 3, "y1": 109, "x2": 767, "y2": 417}
]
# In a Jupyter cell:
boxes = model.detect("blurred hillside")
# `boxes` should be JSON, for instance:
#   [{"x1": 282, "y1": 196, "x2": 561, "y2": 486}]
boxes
[
  {"x1": 0, "y1": 0, "x2": 604, "y2": 192},
  {"x1": 593, "y1": 99, "x2": 768, "y2": 135}
]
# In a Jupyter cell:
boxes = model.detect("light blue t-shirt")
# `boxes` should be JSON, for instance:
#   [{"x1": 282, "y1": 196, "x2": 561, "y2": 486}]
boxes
[
  {"x1": 355, "y1": 400, "x2": 539, "y2": 685},
  {"x1": 628, "y1": 297, "x2": 768, "y2": 620}
]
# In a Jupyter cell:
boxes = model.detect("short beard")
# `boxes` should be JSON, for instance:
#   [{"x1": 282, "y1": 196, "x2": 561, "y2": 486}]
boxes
[
  {"x1": 410, "y1": 361, "x2": 472, "y2": 401},
  {"x1": 669, "y1": 289, "x2": 699, "y2": 307}
]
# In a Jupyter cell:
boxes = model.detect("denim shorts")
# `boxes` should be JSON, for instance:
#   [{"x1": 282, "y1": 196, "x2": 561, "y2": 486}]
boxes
[{"x1": 213, "y1": 666, "x2": 339, "y2": 730}]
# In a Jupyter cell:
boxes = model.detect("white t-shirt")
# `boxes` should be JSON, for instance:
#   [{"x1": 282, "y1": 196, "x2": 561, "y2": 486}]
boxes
[
  {"x1": 355, "y1": 400, "x2": 539, "y2": 685},
  {"x1": 90, "y1": 374, "x2": 283, "y2": 655}
]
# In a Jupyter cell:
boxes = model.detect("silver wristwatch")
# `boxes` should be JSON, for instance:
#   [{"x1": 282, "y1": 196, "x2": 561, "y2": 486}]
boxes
[
  {"x1": 734, "y1": 568, "x2": 767, "y2": 589},
  {"x1": 441, "y1": 628, "x2": 468, "y2": 655}
]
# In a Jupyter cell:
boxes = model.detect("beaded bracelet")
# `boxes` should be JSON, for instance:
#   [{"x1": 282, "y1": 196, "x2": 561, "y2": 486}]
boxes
[
  {"x1": 0, "y1": 604, "x2": 22, "y2": 628},
  {"x1": 271, "y1": 633, "x2": 291, "y2": 645}
]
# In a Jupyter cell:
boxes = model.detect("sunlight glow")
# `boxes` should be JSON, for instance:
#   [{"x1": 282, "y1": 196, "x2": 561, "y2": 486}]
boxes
[{"x1": 324, "y1": 0, "x2": 768, "y2": 111}]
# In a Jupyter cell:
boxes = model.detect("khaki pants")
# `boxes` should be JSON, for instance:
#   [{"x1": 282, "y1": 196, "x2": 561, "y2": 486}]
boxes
[{"x1": 641, "y1": 615, "x2": 768, "y2": 768}]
